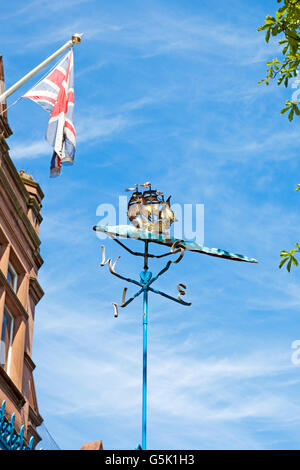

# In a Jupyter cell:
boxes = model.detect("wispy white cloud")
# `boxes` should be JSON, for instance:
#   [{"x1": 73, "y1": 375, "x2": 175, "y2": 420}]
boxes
[
  {"x1": 77, "y1": 115, "x2": 139, "y2": 144},
  {"x1": 83, "y1": 7, "x2": 279, "y2": 65},
  {"x1": 9, "y1": 114, "x2": 139, "y2": 161},
  {"x1": 9, "y1": 90, "x2": 167, "y2": 160},
  {"x1": 10, "y1": 140, "x2": 50, "y2": 159},
  {"x1": 75, "y1": 61, "x2": 106, "y2": 78},
  {"x1": 2, "y1": 0, "x2": 94, "y2": 21}
]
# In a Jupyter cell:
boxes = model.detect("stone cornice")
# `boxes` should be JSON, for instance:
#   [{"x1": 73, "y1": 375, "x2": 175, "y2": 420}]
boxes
[
  {"x1": 0, "y1": 115, "x2": 12, "y2": 139},
  {"x1": 0, "y1": 167, "x2": 40, "y2": 247},
  {"x1": 27, "y1": 423, "x2": 42, "y2": 448},
  {"x1": 0, "y1": 141, "x2": 44, "y2": 265},
  {"x1": 29, "y1": 405, "x2": 43, "y2": 428},
  {"x1": 0, "y1": 134, "x2": 10, "y2": 157},
  {"x1": 33, "y1": 249, "x2": 43, "y2": 270},
  {"x1": 0, "y1": 138, "x2": 31, "y2": 206},
  {"x1": 0, "y1": 367, "x2": 25, "y2": 409},
  {"x1": 24, "y1": 352, "x2": 36, "y2": 373},
  {"x1": 29, "y1": 276, "x2": 44, "y2": 305},
  {"x1": 20, "y1": 176, "x2": 44, "y2": 202},
  {"x1": 28, "y1": 196, "x2": 43, "y2": 224},
  {"x1": 0, "y1": 190, "x2": 43, "y2": 271}
]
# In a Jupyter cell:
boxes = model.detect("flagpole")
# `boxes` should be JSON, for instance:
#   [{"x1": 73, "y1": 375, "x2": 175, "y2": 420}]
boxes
[{"x1": 0, "y1": 33, "x2": 83, "y2": 103}]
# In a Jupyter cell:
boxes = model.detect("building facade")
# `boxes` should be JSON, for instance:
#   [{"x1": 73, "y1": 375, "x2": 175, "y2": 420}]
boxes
[{"x1": 0, "y1": 56, "x2": 43, "y2": 449}]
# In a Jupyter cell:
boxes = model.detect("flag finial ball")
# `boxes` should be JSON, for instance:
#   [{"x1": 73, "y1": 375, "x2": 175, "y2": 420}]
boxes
[{"x1": 72, "y1": 33, "x2": 83, "y2": 44}]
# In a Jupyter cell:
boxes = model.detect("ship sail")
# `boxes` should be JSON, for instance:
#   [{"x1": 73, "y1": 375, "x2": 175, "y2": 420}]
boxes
[
  {"x1": 160, "y1": 196, "x2": 175, "y2": 223},
  {"x1": 127, "y1": 187, "x2": 176, "y2": 234},
  {"x1": 128, "y1": 203, "x2": 140, "y2": 222}
]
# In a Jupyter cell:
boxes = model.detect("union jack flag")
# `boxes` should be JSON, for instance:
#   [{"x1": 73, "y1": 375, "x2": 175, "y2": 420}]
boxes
[{"x1": 23, "y1": 49, "x2": 75, "y2": 177}]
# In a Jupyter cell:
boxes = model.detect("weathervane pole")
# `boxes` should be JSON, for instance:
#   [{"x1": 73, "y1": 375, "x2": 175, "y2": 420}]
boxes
[
  {"x1": 142, "y1": 241, "x2": 149, "y2": 450},
  {"x1": 142, "y1": 277, "x2": 148, "y2": 449},
  {"x1": 0, "y1": 33, "x2": 83, "y2": 103}
]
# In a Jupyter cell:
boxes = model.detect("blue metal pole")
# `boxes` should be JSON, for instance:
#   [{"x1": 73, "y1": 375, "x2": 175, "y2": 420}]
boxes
[
  {"x1": 142, "y1": 282, "x2": 148, "y2": 450},
  {"x1": 142, "y1": 240, "x2": 149, "y2": 451}
]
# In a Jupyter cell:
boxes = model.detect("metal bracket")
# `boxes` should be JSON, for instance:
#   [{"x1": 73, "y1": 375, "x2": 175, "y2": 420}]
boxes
[{"x1": 99, "y1": 240, "x2": 191, "y2": 317}]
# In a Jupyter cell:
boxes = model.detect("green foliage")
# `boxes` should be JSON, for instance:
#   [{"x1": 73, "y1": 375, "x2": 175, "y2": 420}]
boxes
[
  {"x1": 279, "y1": 244, "x2": 300, "y2": 271},
  {"x1": 258, "y1": 0, "x2": 300, "y2": 120},
  {"x1": 278, "y1": 184, "x2": 300, "y2": 270},
  {"x1": 259, "y1": 2, "x2": 300, "y2": 272}
]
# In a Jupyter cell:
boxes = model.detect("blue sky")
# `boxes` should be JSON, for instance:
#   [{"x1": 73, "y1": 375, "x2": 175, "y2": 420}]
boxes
[{"x1": 2, "y1": 0, "x2": 300, "y2": 450}]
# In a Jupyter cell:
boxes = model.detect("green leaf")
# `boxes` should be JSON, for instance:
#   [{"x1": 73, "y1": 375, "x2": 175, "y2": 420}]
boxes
[
  {"x1": 294, "y1": 104, "x2": 300, "y2": 115},
  {"x1": 292, "y1": 256, "x2": 298, "y2": 266},
  {"x1": 282, "y1": 44, "x2": 289, "y2": 55},
  {"x1": 280, "y1": 251, "x2": 290, "y2": 257},
  {"x1": 258, "y1": 25, "x2": 269, "y2": 32},
  {"x1": 287, "y1": 258, "x2": 292, "y2": 272},
  {"x1": 288, "y1": 108, "x2": 294, "y2": 121},
  {"x1": 278, "y1": 76, "x2": 285, "y2": 85},
  {"x1": 279, "y1": 257, "x2": 288, "y2": 268}
]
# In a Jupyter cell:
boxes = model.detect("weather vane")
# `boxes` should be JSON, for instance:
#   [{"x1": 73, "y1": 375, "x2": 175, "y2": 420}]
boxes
[{"x1": 93, "y1": 182, "x2": 257, "y2": 450}]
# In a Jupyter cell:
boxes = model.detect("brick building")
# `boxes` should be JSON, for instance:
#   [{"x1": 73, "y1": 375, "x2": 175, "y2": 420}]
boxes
[
  {"x1": 0, "y1": 54, "x2": 104, "y2": 451},
  {"x1": 0, "y1": 56, "x2": 43, "y2": 449}
]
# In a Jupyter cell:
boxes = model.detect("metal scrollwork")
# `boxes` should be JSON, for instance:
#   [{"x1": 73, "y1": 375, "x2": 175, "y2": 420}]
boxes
[
  {"x1": 99, "y1": 239, "x2": 191, "y2": 314},
  {"x1": 177, "y1": 283, "x2": 187, "y2": 302},
  {"x1": 0, "y1": 400, "x2": 34, "y2": 450},
  {"x1": 112, "y1": 303, "x2": 118, "y2": 318},
  {"x1": 121, "y1": 287, "x2": 128, "y2": 307},
  {"x1": 108, "y1": 256, "x2": 121, "y2": 275},
  {"x1": 100, "y1": 245, "x2": 108, "y2": 266},
  {"x1": 170, "y1": 240, "x2": 185, "y2": 264}
]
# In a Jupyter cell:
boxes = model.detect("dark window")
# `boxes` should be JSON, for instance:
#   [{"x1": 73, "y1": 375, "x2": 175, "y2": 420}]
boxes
[
  {"x1": 0, "y1": 307, "x2": 13, "y2": 373},
  {"x1": 7, "y1": 262, "x2": 17, "y2": 292}
]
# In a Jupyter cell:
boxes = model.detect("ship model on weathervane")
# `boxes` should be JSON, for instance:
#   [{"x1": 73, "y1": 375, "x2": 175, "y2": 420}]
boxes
[{"x1": 126, "y1": 182, "x2": 176, "y2": 235}]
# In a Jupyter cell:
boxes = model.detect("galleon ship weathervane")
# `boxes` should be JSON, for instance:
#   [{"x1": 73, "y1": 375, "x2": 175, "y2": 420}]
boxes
[{"x1": 93, "y1": 182, "x2": 257, "y2": 450}]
